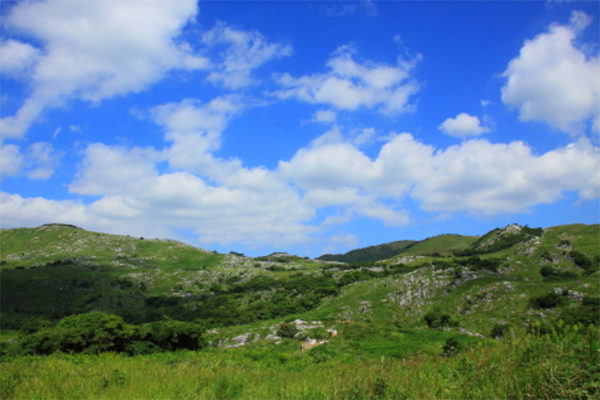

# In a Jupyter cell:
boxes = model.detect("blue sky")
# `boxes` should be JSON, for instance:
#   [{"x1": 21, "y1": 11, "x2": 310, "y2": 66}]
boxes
[{"x1": 1, "y1": 0, "x2": 599, "y2": 257}]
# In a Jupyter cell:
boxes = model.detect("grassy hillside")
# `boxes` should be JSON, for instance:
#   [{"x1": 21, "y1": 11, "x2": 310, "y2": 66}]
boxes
[
  {"x1": 1, "y1": 222, "x2": 599, "y2": 399},
  {"x1": 318, "y1": 232, "x2": 478, "y2": 263},
  {"x1": 317, "y1": 240, "x2": 416, "y2": 263},
  {"x1": 395, "y1": 233, "x2": 478, "y2": 256},
  {"x1": 0, "y1": 223, "x2": 224, "y2": 271}
]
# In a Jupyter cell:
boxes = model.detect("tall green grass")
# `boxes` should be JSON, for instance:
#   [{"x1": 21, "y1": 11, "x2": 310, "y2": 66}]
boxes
[{"x1": 2, "y1": 325, "x2": 597, "y2": 399}]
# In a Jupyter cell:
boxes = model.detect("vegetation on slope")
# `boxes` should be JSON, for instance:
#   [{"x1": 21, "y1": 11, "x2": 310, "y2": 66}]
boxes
[
  {"x1": 317, "y1": 240, "x2": 416, "y2": 263},
  {"x1": 1, "y1": 222, "x2": 599, "y2": 399}
]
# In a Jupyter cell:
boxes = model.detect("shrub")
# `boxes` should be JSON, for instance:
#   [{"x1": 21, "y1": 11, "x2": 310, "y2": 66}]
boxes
[
  {"x1": 277, "y1": 323, "x2": 298, "y2": 339},
  {"x1": 540, "y1": 266, "x2": 578, "y2": 280},
  {"x1": 55, "y1": 311, "x2": 136, "y2": 353},
  {"x1": 18, "y1": 312, "x2": 205, "y2": 355},
  {"x1": 20, "y1": 328, "x2": 60, "y2": 355},
  {"x1": 464, "y1": 256, "x2": 501, "y2": 272},
  {"x1": 532, "y1": 292, "x2": 567, "y2": 309},
  {"x1": 569, "y1": 250, "x2": 591, "y2": 268},
  {"x1": 137, "y1": 320, "x2": 205, "y2": 351},
  {"x1": 124, "y1": 340, "x2": 162, "y2": 355},
  {"x1": 442, "y1": 337, "x2": 462, "y2": 356},
  {"x1": 560, "y1": 297, "x2": 600, "y2": 326},
  {"x1": 490, "y1": 323, "x2": 511, "y2": 339},
  {"x1": 424, "y1": 310, "x2": 457, "y2": 328}
]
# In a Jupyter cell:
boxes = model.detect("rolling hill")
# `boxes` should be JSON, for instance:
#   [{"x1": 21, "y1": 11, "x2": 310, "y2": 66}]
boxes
[{"x1": 1, "y1": 222, "x2": 598, "y2": 399}]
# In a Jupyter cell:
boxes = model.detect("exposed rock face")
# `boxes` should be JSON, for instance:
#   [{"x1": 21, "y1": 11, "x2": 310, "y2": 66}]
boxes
[
  {"x1": 566, "y1": 290, "x2": 584, "y2": 301},
  {"x1": 386, "y1": 266, "x2": 481, "y2": 316},
  {"x1": 458, "y1": 327, "x2": 485, "y2": 338},
  {"x1": 221, "y1": 332, "x2": 260, "y2": 348},
  {"x1": 392, "y1": 256, "x2": 424, "y2": 265}
]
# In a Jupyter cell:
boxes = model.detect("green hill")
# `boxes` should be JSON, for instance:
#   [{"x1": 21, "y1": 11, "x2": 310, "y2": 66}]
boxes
[
  {"x1": 1, "y1": 222, "x2": 599, "y2": 399},
  {"x1": 396, "y1": 233, "x2": 478, "y2": 256},
  {"x1": 318, "y1": 233, "x2": 478, "y2": 263},
  {"x1": 317, "y1": 240, "x2": 416, "y2": 263}
]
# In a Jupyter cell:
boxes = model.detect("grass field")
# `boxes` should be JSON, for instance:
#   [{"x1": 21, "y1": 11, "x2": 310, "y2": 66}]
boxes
[{"x1": 2, "y1": 324, "x2": 598, "y2": 399}]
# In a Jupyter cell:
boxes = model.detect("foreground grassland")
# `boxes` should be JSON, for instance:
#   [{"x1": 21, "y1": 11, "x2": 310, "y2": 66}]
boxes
[
  {"x1": 1, "y1": 223, "x2": 599, "y2": 399},
  {"x1": 2, "y1": 326, "x2": 598, "y2": 399},
  {"x1": 0, "y1": 328, "x2": 600, "y2": 399}
]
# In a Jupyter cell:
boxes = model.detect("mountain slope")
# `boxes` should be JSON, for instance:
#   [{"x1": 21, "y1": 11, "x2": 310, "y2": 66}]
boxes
[
  {"x1": 318, "y1": 232, "x2": 478, "y2": 263},
  {"x1": 396, "y1": 233, "x2": 478, "y2": 256},
  {"x1": 1, "y1": 222, "x2": 598, "y2": 400},
  {"x1": 1, "y1": 223, "x2": 598, "y2": 342},
  {"x1": 317, "y1": 240, "x2": 416, "y2": 263}
]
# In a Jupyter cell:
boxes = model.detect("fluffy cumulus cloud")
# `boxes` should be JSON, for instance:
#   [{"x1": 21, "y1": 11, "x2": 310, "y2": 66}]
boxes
[
  {"x1": 501, "y1": 11, "x2": 600, "y2": 134},
  {"x1": 1, "y1": 127, "x2": 599, "y2": 249},
  {"x1": 0, "y1": 39, "x2": 40, "y2": 76},
  {"x1": 0, "y1": 0, "x2": 206, "y2": 139},
  {"x1": 60, "y1": 105, "x2": 317, "y2": 247},
  {"x1": 70, "y1": 144, "x2": 161, "y2": 196},
  {"x1": 202, "y1": 23, "x2": 293, "y2": 89},
  {"x1": 412, "y1": 139, "x2": 600, "y2": 213},
  {"x1": 0, "y1": 142, "x2": 60, "y2": 179},
  {"x1": 439, "y1": 113, "x2": 490, "y2": 137},
  {"x1": 273, "y1": 45, "x2": 420, "y2": 114},
  {"x1": 0, "y1": 144, "x2": 24, "y2": 178},
  {"x1": 281, "y1": 131, "x2": 599, "y2": 218},
  {"x1": 150, "y1": 96, "x2": 244, "y2": 173}
]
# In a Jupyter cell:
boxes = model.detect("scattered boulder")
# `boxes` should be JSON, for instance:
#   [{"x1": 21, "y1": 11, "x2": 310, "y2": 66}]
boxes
[{"x1": 566, "y1": 290, "x2": 584, "y2": 302}]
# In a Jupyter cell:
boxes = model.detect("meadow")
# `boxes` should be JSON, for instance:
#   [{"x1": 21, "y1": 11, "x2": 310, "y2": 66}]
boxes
[
  {"x1": 2, "y1": 324, "x2": 598, "y2": 399},
  {"x1": 1, "y1": 223, "x2": 599, "y2": 399}
]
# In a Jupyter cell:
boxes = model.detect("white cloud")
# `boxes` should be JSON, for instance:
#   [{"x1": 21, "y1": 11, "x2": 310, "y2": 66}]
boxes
[
  {"x1": 412, "y1": 138, "x2": 600, "y2": 213},
  {"x1": 0, "y1": 144, "x2": 24, "y2": 178},
  {"x1": 353, "y1": 127, "x2": 377, "y2": 146},
  {"x1": 273, "y1": 45, "x2": 420, "y2": 115},
  {"x1": 63, "y1": 138, "x2": 315, "y2": 248},
  {"x1": 279, "y1": 141, "x2": 377, "y2": 190},
  {"x1": 202, "y1": 23, "x2": 292, "y2": 89},
  {"x1": 152, "y1": 96, "x2": 242, "y2": 156},
  {"x1": 2, "y1": 131, "x2": 599, "y2": 250},
  {"x1": 25, "y1": 142, "x2": 61, "y2": 180},
  {"x1": 0, "y1": 0, "x2": 206, "y2": 140},
  {"x1": 0, "y1": 142, "x2": 61, "y2": 180},
  {"x1": 311, "y1": 110, "x2": 337, "y2": 123},
  {"x1": 0, "y1": 39, "x2": 39, "y2": 76},
  {"x1": 438, "y1": 113, "x2": 490, "y2": 137},
  {"x1": 501, "y1": 11, "x2": 600, "y2": 134},
  {"x1": 149, "y1": 96, "x2": 246, "y2": 176},
  {"x1": 70, "y1": 144, "x2": 161, "y2": 196},
  {"x1": 320, "y1": 233, "x2": 359, "y2": 256},
  {"x1": 282, "y1": 130, "x2": 599, "y2": 217},
  {"x1": 0, "y1": 192, "x2": 88, "y2": 228}
]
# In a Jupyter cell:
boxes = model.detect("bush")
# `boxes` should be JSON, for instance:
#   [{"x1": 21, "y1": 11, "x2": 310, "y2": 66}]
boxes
[
  {"x1": 124, "y1": 340, "x2": 162, "y2": 355},
  {"x1": 540, "y1": 266, "x2": 578, "y2": 280},
  {"x1": 490, "y1": 323, "x2": 511, "y2": 339},
  {"x1": 560, "y1": 297, "x2": 600, "y2": 326},
  {"x1": 137, "y1": 320, "x2": 205, "y2": 351},
  {"x1": 20, "y1": 328, "x2": 60, "y2": 355},
  {"x1": 277, "y1": 323, "x2": 298, "y2": 339},
  {"x1": 424, "y1": 310, "x2": 457, "y2": 328},
  {"x1": 464, "y1": 256, "x2": 501, "y2": 272},
  {"x1": 569, "y1": 250, "x2": 591, "y2": 268},
  {"x1": 442, "y1": 337, "x2": 462, "y2": 356},
  {"x1": 55, "y1": 311, "x2": 136, "y2": 353},
  {"x1": 18, "y1": 312, "x2": 205, "y2": 355},
  {"x1": 532, "y1": 292, "x2": 567, "y2": 309}
]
